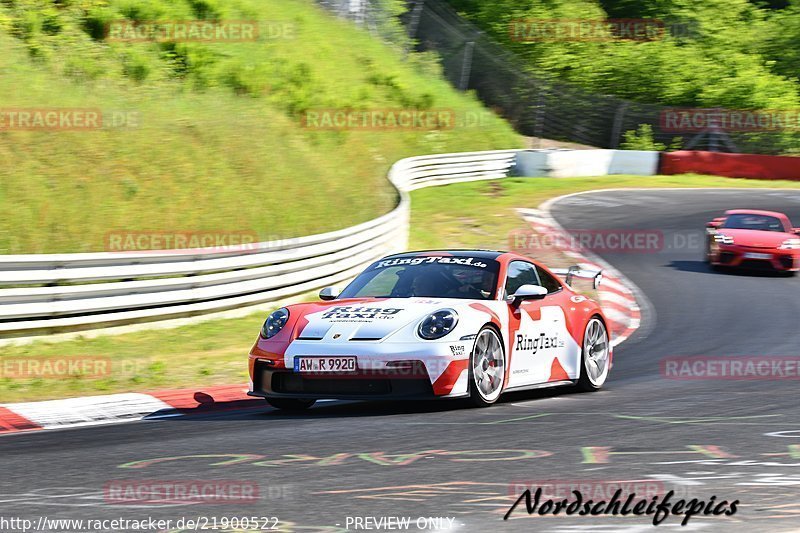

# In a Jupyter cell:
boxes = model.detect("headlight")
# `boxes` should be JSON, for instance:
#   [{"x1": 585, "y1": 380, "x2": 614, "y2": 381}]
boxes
[
  {"x1": 418, "y1": 309, "x2": 458, "y2": 340},
  {"x1": 713, "y1": 234, "x2": 734, "y2": 245},
  {"x1": 261, "y1": 308, "x2": 289, "y2": 339},
  {"x1": 779, "y1": 238, "x2": 800, "y2": 250}
]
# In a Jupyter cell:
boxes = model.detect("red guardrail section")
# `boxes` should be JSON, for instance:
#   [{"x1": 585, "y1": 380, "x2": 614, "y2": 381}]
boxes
[{"x1": 660, "y1": 150, "x2": 800, "y2": 180}]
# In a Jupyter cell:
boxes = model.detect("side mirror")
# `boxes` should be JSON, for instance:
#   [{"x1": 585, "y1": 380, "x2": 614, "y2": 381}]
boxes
[
  {"x1": 794, "y1": 228, "x2": 800, "y2": 235},
  {"x1": 319, "y1": 287, "x2": 341, "y2": 301},
  {"x1": 506, "y1": 284, "x2": 548, "y2": 306}
]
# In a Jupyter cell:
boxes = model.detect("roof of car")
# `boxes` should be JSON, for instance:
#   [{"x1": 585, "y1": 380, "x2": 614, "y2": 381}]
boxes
[
  {"x1": 382, "y1": 250, "x2": 505, "y2": 260},
  {"x1": 725, "y1": 209, "x2": 789, "y2": 219}
]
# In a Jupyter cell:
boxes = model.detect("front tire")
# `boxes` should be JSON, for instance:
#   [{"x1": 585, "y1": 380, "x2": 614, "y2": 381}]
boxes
[
  {"x1": 576, "y1": 317, "x2": 610, "y2": 392},
  {"x1": 706, "y1": 240, "x2": 721, "y2": 270},
  {"x1": 468, "y1": 326, "x2": 506, "y2": 407},
  {"x1": 266, "y1": 398, "x2": 316, "y2": 411}
]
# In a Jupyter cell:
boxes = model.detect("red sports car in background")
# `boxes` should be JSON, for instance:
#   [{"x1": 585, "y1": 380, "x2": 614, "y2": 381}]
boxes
[{"x1": 706, "y1": 209, "x2": 800, "y2": 274}]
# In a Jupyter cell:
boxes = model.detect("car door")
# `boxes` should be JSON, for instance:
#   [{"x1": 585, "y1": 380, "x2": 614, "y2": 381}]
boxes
[{"x1": 504, "y1": 261, "x2": 568, "y2": 387}]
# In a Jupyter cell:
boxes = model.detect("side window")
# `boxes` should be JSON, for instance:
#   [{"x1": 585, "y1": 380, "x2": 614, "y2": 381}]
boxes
[
  {"x1": 535, "y1": 266, "x2": 563, "y2": 294},
  {"x1": 504, "y1": 261, "x2": 540, "y2": 297}
]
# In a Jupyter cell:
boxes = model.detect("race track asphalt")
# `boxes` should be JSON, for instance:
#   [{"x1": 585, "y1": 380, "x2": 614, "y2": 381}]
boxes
[{"x1": 2, "y1": 189, "x2": 800, "y2": 533}]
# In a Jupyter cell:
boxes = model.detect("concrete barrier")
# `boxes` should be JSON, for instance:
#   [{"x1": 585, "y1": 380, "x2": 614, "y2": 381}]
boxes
[{"x1": 516, "y1": 149, "x2": 659, "y2": 178}]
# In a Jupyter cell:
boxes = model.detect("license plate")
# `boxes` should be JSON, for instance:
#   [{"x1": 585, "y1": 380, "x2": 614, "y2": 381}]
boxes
[
  {"x1": 744, "y1": 252, "x2": 772, "y2": 260},
  {"x1": 294, "y1": 356, "x2": 357, "y2": 373}
]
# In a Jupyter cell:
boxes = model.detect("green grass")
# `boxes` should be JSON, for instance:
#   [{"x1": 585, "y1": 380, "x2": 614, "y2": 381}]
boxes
[
  {"x1": 0, "y1": 0, "x2": 520, "y2": 254},
  {"x1": 5, "y1": 173, "x2": 800, "y2": 402}
]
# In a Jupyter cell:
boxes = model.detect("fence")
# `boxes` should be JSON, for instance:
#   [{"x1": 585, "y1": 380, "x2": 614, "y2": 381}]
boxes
[
  {"x1": 400, "y1": 0, "x2": 799, "y2": 155},
  {"x1": 316, "y1": 0, "x2": 800, "y2": 153}
]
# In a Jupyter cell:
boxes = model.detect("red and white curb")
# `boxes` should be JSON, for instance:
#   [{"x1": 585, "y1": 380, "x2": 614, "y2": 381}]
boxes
[
  {"x1": 0, "y1": 385, "x2": 253, "y2": 435},
  {"x1": 517, "y1": 202, "x2": 643, "y2": 347}
]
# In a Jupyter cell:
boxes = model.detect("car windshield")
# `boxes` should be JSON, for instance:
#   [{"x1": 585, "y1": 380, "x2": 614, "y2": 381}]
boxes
[
  {"x1": 339, "y1": 256, "x2": 501, "y2": 300},
  {"x1": 723, "y1": 214, "x2": 786, "y2": 232}
]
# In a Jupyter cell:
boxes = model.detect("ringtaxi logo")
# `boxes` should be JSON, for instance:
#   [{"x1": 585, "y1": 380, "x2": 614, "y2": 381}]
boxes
[
  {"x1": 661, "y1": 356, "x2": 800, "y2": 380},
  {"x1": 105, "y1": 231, "x2": 260, "y2": 253},
  {"x1": 104, "y1": 480, "x2": 259, "y2": 505},
  {"x1": 321, "y1": 306, "x2": 403, "y2": 320},
  {"x1": 375, "y1": 256, "x2": 488, "y2": 268}
]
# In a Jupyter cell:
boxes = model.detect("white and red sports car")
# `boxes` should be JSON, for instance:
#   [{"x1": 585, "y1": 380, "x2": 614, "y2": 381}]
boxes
[{"x1": 248, "y1": 250, "x2": 611, "y2": 410}]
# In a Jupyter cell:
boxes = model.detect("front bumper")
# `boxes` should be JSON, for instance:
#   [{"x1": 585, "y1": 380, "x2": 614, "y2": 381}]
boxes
[
  {"x1": 712, "y1": 244, "x2": 800, "y2": 271},
  {"x1": 249, "y1": 364, "x2": 446, "y2": 401},
  {"x1": 248, "y1": 340, "x2": 471, "y2": 400}
]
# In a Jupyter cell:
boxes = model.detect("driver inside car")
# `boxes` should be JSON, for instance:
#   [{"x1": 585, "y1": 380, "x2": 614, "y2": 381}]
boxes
[
  {"x1": 448, "y1": 270, "x2": 495, "y2": 299},
  {"x1": 410, "y1": 269, "x2": 446, "y2": 297}
]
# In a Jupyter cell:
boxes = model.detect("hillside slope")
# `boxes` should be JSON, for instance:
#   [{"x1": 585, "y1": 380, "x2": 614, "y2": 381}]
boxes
[{"x1": 0, "y1": 0, "x2": 520, "y2": 254}]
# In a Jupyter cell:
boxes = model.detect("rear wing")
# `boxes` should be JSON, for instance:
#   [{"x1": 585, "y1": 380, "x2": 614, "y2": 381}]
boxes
[{"x1": 551, "y1": 266, "x2": 603, "y2": 290}]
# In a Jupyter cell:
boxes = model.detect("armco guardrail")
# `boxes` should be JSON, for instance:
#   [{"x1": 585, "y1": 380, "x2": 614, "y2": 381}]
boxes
[{"x1": 0, "y1": 149, "x2": 523, "y2": 339}]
